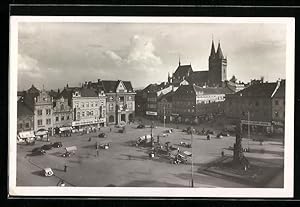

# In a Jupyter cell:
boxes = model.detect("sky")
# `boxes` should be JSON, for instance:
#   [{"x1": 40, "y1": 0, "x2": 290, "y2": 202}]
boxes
[{"x1": 17, "y1": 21, "x2": 287, "y2": 91}]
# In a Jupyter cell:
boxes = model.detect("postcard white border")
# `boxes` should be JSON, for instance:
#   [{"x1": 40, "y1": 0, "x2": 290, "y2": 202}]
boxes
[{"x1": 9, "y1": 16, "x2": 294, "y2": 198}]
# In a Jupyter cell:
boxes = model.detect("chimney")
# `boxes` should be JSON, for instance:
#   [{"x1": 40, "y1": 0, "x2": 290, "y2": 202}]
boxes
[
  {"x1": 66, "y1": 83, "x2": 69, "y2": 88},
  {"x1": 58, "y1": 88, "x2": 60, "y2": 94},
  {"x1": 98, "y1": 79, "x2": 101, "y2": 83}
]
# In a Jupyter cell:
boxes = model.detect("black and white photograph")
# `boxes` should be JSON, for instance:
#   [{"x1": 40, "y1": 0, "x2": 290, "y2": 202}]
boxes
[{"x1": 9, "y1": 16, "x2": 294, "y2": 197}]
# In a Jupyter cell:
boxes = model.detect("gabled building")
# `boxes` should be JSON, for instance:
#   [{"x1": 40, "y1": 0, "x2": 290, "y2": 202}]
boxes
[
  {"x1": 157, "y1": 91, "x2": 174, "y2": 122},
  {"x1": 271, "y1": 80, "x2": 285, "y2": 134},
  {"x1": 84, "y1": 80, "x2": 136, "y2": 125}
]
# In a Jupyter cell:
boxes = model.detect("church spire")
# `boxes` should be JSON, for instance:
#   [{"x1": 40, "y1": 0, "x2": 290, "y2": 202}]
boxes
[
  {"x1": 210, "y1": 38, "x2": 216, "y2": 58},
  {"x1": 216, "y1": 40, "x2": 224, "y2": 59},
  {"x1": 178, "y1": 55, "x2": 181, "y2": 66}
]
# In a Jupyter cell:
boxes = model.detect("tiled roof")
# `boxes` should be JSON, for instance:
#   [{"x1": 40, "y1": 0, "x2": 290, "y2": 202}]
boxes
[
  {"x1": 235, "y1": 82, "x2": 278, "y2": 97},
  {"x1": 101, "y1": 80, "x2": 134, "y2": 93},
  {"x1": 187, "y1": 71, "x2": 208, "y2": 85},
  {"x1": 27, "y1": 84, "x2": 40, "y2": 95},
  {"x1": 17, "y1": 99, "x2": 34, "y2": 117},
  {"x1": 49, "y1": 90, "x2": 59, "y2": 99},
  {"x1": 174, "y1": 64, "x2": 193, "y2": 78},
  {"x1": 78, "y1": 88, "x2": 98, "y2": 97},
  {"x1": 158, "y1": 91, "x2": 174, "y2": 102},
  {"x1": 175, "y1": 84, "x2": 233, "y2": 96}
]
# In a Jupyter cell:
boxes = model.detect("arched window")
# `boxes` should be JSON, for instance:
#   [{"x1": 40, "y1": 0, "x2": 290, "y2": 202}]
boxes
[
  {"x1": 109, "y1": 115, "x2": 114, "y2": 123},
  {"x1": 61, "y1": 104, "x2": 64, "y2": 110}
]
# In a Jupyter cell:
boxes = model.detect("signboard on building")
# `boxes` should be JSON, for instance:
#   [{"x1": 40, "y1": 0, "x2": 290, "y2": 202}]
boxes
[
  {"x1": 146, "y1": 111, "x2": 157, "y2": 116},
  {"x1": 241, "y1": 120, "x2": 271, "y2": 127},
  {"x1": 272, "y1": 121, "x2": 284, "y2": 127},
  {"x1": 72, "y1": 119, "x2": 100, "y2": 127}
]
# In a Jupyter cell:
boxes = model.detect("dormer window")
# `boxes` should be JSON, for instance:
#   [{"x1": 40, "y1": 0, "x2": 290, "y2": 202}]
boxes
[{"x1": 75, "y1": 92, "x2": 79, "y2": 96}]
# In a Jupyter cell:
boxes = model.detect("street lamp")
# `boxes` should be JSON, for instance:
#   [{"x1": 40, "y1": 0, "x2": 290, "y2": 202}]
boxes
[
  {"x1": 151, "y1": 121, "x2": 154, "y2": 138},
  {"x1": 163, "y1": 105, "x2": 166, "y2": 129},
  {"x1": 248, "y1": 111, "x2": 250, "y2": 151}
]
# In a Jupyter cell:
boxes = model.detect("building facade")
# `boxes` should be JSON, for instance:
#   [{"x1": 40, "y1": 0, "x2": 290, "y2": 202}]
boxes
[
  {"x1": 102, "y1": 80, "x2": 135, "y2": 125},
  {"x1": 33, "y1": 89, "x2": 54, "y2": 135},
  {"x1": 172, "y1": 84, "x2": 233, "y2": 124},
  {"x1": 17, "y1": 98, "x2": 34, "y2": 133},
  {"x1": 157, "y1": 91, "x2": 173, "y2": 122},
  {"x1": 271, "y1": 80, "x2": 285, "y2": 134},
  {"x1": 71, "y1": 87, "x2": 106, "y2": 129},
  {"x1": 224, "y1": 80, "x2": 285, "y2": 135},
  {"x1": 53, "y1": 95, "x2": 73, "y2": 133}
]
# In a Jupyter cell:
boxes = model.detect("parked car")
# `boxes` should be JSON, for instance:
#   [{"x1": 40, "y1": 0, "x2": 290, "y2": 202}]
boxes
[
  {"x1": 179, "y1": 141, "x2": 192, "y2": 148},
  {"x1": 52, "y1": 142, "x2": 63, "y2": 148},
  {"x1": 31, "y1": 147, "x2": 46, "y2": 155},
  {"x1": 137, "y1": 124, "x2": 145, "y2": 129},
  {"x1": 43, "y1": 168, "x2": 54, "y2": 177},
  {"x1": 98, "y1": 133, "x2": 107, "y2": 138},
  {"x1": 41, "y1": 144, "x2": 53, "y2": 150}
]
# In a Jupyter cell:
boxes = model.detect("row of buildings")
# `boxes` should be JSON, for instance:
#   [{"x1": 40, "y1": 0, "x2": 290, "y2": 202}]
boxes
[
  {"x1": 17, "y1": 80, "x2": 135, "y2": 135},
  {"x1": 135, "y1": 40, "x2": 285, "y2": 135}
]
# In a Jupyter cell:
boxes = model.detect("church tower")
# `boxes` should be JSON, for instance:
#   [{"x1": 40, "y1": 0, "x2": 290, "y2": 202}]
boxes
[{"x1": 208, "y1": 40, "x2": 227, "y2": 86}]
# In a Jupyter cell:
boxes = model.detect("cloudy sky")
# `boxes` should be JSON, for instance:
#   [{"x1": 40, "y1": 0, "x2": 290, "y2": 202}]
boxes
[{"x1": 17, "y1": 21, "x2": 287, "y2": 91}]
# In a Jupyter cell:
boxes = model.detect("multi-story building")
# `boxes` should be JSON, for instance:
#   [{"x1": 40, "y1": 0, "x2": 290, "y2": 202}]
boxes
[
  {"x1": 70, "y1": 87, "x2": 106, "y2": 130},
  {"x1": 101, "y1": 80, "x2": 135, "y2": 125},
  {"x1": 157, "y1": 91, "x2": 173, "y2": 122},
  {"x1": 224, "y1": 80, "x2": 285, "y2": 135},
  {"x1": 172, "y1": 84, "x2": 233, "y2": 124},
  {"x1": 17, "y1": 98, "x2": 34, "y2": 133},
  {"x1": 22, "y1": 85, "x2": 54, "y2": 135},
  {"x1": 272, "y1": 80, "x2": 285, "y2": 134},
  {"x1": 53, "y1": 93, "x2": 73, "y2": 133}
]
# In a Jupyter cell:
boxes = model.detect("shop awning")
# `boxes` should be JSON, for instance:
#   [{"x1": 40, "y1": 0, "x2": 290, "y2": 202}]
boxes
[
  {"x1": 18, "y1": 131, "x2": 35, "y2": 139},
  {"x1": 35, "y1": 130, "x2": 48, "y2": 136},
  {"x1": 60, "y1": 127, "x2": 72, "y2": 132}
]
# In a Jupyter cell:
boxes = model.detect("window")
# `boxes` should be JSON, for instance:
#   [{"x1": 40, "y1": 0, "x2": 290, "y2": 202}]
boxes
[
  {"x1": 81, "y1": 103, "x2": 84, "y2": 108},
  {"x1": 77, "y1": 112, "x2": 80, "y2": 119},
  {"x1": 46, "y1": 118, "x2": 51, "y2": 125},
  {"x1": 91, "y1": 111, "x2": 93, "y2": 116},
  {"x1": 128, "y1": 96, "x2": 132, "y2": 101},
  {"x1": 109, "y1": 115, "x2": 114, "y2": 122},
  {"x1": 120, "y1": 96, "x2": 124, "y2": 102},
  {"x1": 56, "y1": 117, "x2": 59, "y2": 122},
  {"x1": 46, "y1": 109, "x2": 51, "y2": 115},
  {"x1": 19, "y1": 123, "x2": 23, "y2": 129},
  {"x1": 61, "y1": 116, "x2": 64, "y2": 121},
  {"x1": 95, "y1": 102, "x2": 98, "y2": 107},
  {"x1": 38, "y1": 119, "x2": 43, "y2": 126},
  {"x1": 82, "y1": 112, "x2": 85, "y2": 117},
  {"x1": 61, "y1": 104, "x2": 64, "y2": 110},
  {"x1": 275, "y1": 111, "x2": 279, "y2": 117},
  {"x1": 67, "y1": 116, "x2": 69, "y2": 120},
  {"x1": 75, "y1": 102, "x2": 79, "y2": 108},
  {"x1": 86, "y1": 103, "x2": 89, "y2": 107},
  {"x1": 91, "y1": 102, "x2": 94, "y2": 107},
  {"x1": 25, "y1": 123, "x2": 29, "y2": 128},
  {"x1": 109, "y1": 104, "x2": 114, "y2": 111},
  {"x1": 275, "y1": 100, "x2": 279, "y2": 105},
  {"x1": 87, "y1": 111, "x2": 90, "y2": 116},
  {"x1": 37, "y1": 109, "x2": 42, "y2": 116}
]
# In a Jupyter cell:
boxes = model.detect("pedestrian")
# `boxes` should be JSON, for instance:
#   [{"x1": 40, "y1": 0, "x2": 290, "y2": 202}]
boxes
[
  {"x1": 89, "y1": 137, "x2": 92, "y2": 142},
  {"x1": 96, "y1": 142, "x2": 98, "y2": 149},
  {"x1": 64, "y1": 164, "x2": 67, "y2": 172},
  {"x1": 96, "y1": 149, "x2": 99, "y2": 157},
  {"x1": 221, "y1": 150, "x2": 225, "y2": 157},
  {"x1": 60, "y1": 180, "x2": 65, "y2": 187},
  {"x1": 110, "y1": 127, "x2": 112, "y2": 132}
]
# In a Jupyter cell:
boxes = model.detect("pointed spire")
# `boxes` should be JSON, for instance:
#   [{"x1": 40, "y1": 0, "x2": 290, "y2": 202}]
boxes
[
  {"x1": 178, "y1": 55, "x2": 181, "y2": 66},
  {"x1": 216, "y1": 40, "x2": 224, "y2": 59},
  {"x1": 210, "y1": 38, "x2": 216, "y2": 58}
]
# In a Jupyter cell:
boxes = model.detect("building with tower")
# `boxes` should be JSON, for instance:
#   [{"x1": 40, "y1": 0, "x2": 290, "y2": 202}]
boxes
[{"x1": 168, "y1": 39, "x2": 228, "y2": 87}]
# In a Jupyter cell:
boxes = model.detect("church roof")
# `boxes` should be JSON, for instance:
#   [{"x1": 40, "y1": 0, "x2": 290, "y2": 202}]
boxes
[
  {"x1": 187, "y1": 71, "x2": 208, "y2": 86},
  {"x1": 210, "y1": 40, "x2": 216, "y2": 57},
  {"x1": 173, "y1": 64, "x2": 193, "y2": 78},
  {"x1": 216, "y1": 42, "x2": 224, "y2": 59}
]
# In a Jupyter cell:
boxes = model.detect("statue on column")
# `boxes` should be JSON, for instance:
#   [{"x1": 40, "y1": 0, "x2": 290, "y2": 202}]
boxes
[{"x1": 233, "y1": 122, "x2": 243, "y2": 163}]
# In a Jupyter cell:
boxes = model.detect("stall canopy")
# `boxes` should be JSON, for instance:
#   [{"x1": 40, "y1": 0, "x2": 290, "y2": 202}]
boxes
[
  {"x1": 35, "y1": 130, "x2": 48, "y2": 136},
  {"x1": 18, "y1": 131, "x2": 35, "y2": 139},
  {"x1": 60, "y1": 127, "x2": 72, "y2": 132}
]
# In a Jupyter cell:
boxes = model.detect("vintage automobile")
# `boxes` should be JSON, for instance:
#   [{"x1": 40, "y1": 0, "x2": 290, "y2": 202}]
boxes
[
  {"x1": 98, "y1": 133, "x2": 107, "y2": 138},
  {"x1": 31, "y1": 147, "x2": 46, "y2": 156},
  {"x1": 137, "y1": 124, "x2": 145, "y2": 129},
  {"x1": 52, "y1": 142, "x2": 63, "y2": 148},
  {"x1": 179, "y1": 141, "x2": 192, "y2": 148},
  {"x1": 99, "y1": 143, "x2": 110, "y2": 149},
  {"x1": 41, "y1": 144, "x2": 53, "y2": 150},
  {"x1": 62, "y1": 146, "x2": 77, "y2": 157},
  {"x1": 43, "y1": 168, "x2": 54, "y2": 177}
]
